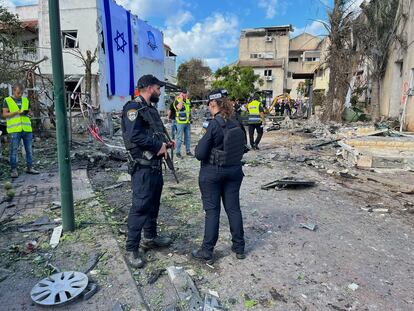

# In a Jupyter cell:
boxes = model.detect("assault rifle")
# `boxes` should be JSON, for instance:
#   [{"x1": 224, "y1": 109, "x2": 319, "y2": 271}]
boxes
[{"x1": 157, "y1": 124, "x2": 179, "y2": 184}]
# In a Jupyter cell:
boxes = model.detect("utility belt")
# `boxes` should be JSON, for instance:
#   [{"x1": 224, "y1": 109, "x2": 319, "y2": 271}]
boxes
[{"x1": 127, "y1": 157, "x2": 162, "y2": 174}]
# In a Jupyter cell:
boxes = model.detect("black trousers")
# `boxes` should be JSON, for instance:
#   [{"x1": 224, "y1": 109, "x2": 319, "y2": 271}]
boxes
[
  {"x1": 126, "y1": 166, "x2": 163, "y2": 252},
  {"x1": 248, "y1": 124, "x2": 263, "y2": 147},
  {"x1": 199, "y1": 164, "x2": 245, "y2": 254}
]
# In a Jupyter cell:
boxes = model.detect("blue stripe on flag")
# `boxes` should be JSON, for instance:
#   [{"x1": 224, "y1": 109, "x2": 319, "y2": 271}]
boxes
[
  {"x1": 126, "y1": 11, "x2": 134, "y2": 96},
  {"x1": 103, "y1": 0, "x2": 115, "y2": 95}
]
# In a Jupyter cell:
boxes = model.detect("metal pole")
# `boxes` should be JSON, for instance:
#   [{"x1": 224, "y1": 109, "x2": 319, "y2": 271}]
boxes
[{"x1": 49, "y1": 0, "x2": 75, "y2": 231}]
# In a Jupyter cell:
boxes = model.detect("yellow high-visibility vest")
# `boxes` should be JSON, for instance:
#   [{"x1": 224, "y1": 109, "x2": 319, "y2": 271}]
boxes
[
  {"x1": 5, "y1": 96, "x2": 32, "y2": 133},
  {"x1": 247, "y1": 100, "x2": 262, "y2": 124},
  {"x1": 175, "y1": 98, "x2": 191, "y2": 124}
]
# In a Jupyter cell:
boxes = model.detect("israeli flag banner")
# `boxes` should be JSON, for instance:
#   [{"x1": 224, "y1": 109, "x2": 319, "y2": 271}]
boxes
[
  {"x1": 137, "y1": 19, "x2": 164, "y2": 62},
  {"x1": 101, "y1": 0, "x2": 135, "y2": 96}
]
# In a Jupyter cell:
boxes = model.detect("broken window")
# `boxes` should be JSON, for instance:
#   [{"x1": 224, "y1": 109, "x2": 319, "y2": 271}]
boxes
[
  {"x1": 264, "y1": 70, "x2": 272, "y2": 77},
  {"x1": 62, "y1": 31, "x2": 79, "y2": 48}
]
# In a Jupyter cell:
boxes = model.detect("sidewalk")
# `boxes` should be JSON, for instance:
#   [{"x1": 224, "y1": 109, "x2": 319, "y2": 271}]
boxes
[{"x1": 0, "y1": 169, "x2": 146, "y2": 311}]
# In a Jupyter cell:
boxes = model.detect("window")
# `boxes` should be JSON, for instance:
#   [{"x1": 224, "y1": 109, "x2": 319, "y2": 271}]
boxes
[
  {"x1": 250, "y1": 53, "x2": 258, "y2": 59},
  {"x1": 62, "y1": 31, "x2": 79, "y2": 48},
  {"x1": 305, "y1": 57, "x2": 320, "y2": 62},
  {"x1": 289, "y1": 58, "x2": 299, "y2": 62},
  {"x1": 264, "y1": 70, "x2": 272, "y2": 77},
  {"x1": 264, "y1": 52, "x2": 274, "y2": 59},
  {"x1": 287, "y1": 71, "x2": 292, "y2": 78},
  {"x1": 22, "y1": 39, "x2": 37, "y2": 54},
  {"x1": 409, "y1": 68, "x2": 414, "y2": 96}
]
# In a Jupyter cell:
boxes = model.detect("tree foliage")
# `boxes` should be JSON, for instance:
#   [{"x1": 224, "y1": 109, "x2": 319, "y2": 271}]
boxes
[
  {"x1": 321, "y1": 0, "x2": 359, "y2": 122},
  {"x1": 358, "y1": 0, "x2": 401, "y2": 121},
  {"x1": 177, "y1": 59, "x2": 212, "y2": 99},
  {"x1": 212, "y1": 66, "x2": 263, "y2": 100},
  {"x1": 0, "y1": 4, "x2": 24, "y2": 83}
]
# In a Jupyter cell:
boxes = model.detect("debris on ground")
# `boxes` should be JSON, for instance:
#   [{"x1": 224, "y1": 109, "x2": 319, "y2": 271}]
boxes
[
  {"x1": 348, "y1": 283, "x2": 359, "y2": 291},
  {"x1": 203, "y1": 292, "x2": 224, "y2": 311},
  {"x1": 82, "y1": 281, "x2": 99, "y2": 301},
  {"x1": 49, "y1": 225, "x2": 63, "y2": 248},
  {"x1": 112, "y1": 302, "x2": 127, "y2": 311},
  {"x1": 299, "y1": 222, "x2": 318, "y2": 231},
  {"x1": 167, "y1": 266, "x2": 203, "y2": 310},
  {"x1": 261, "y1": 177, "x2": 316, "y2": 190},
  {"x1": 81, "y1": 251, "x2": 107, "y2": 274},
  {"x1": 147, "y1": 268, "x2": 165, "y2": 285},
  {"x1": 50, "y1": 201, "x2": 61, "y2": 210},
  {"x1": 30, "y1": 271, "x2": 89, "y2": 306},
  {"x1": 304, "y1": 139, "x2": 341, "y2": 150},
  {"x1": 117, "y1": 173, "x2": 131, "y2": 183}
]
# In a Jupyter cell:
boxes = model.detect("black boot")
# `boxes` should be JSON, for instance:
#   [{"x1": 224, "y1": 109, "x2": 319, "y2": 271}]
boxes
[
  {"x1": 231, "y1": 246, "x2": 246, "y2": 260},
  {"x1": 191, "y1": 249, "x2": 214, "y2": 264},
  {"x1": 127, "y1": 250, "x2": 145, "y2": 268},
  {"x1": 141, "y1": 235, "x2": 172, "y2": 249}
]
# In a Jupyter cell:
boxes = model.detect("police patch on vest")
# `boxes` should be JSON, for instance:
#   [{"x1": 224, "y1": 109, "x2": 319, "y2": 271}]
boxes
[{"x1": 127, "y1": 109, "x2": 138, "y2": 121}]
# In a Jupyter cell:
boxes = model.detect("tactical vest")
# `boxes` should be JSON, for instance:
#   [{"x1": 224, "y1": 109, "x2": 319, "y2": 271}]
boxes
[
  {"x1": 209, "y1": 116, "x2": 246, "y2": 166},
  {"x1": 247, "y1": 100, "x2": 262, "y2": 125},
  {"x1": 175, "y1": 98, "x2": 191, "y2": 124},
  {"x1": 5, "y1": 97, "x2": 32, "y2": 133},
  {"x1": 121, "y1": 98, "x2": 164, "y2": 152}
]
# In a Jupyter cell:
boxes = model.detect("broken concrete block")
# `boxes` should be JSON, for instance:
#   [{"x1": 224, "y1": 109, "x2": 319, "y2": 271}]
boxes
[
  {"x1": 50, "y1": 225, "x2": 63, "y2": 249},
  {"x1": 117, "y1": 173, "x2": 131, "y2": 183}
]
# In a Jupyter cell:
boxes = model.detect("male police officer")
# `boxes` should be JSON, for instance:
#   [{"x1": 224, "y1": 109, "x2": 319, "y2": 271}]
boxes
[{"x1": 121, "y1": 75, "x2": 172, "y2": 268}]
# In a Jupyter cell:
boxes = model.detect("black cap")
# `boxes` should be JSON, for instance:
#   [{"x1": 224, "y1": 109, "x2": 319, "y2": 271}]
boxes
[
  {"x1": 137, "y1": 75, "x2": 166, "y2": 89},
  {"x1": 208, "y1": 89, "x2": 228, "y2": 102}
]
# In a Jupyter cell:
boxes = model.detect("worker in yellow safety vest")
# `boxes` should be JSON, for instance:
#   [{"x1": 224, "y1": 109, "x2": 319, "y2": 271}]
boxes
[
  {"x1": 2, "y1": 83, "x2": 39, "y2": 178},
  {"x1": 174, "y1": 90, "x2": 193, "y2": 157},
  {"x1": 247, "y1": 95, "x2": 266, "y2": 150}
]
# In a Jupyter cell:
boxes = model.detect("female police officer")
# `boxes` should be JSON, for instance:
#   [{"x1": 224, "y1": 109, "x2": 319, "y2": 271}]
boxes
[{"x1": 192, "y1": 89, "x2": 246, "y2": 263}]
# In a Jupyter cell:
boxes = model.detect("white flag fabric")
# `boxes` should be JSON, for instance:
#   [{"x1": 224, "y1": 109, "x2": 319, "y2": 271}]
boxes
[
  {"x1": 137, "y1": 19, "x2": 164, "y2": 62},
  {"x1": 101, "y1": 0, "x2": 135, "y2": 96}
]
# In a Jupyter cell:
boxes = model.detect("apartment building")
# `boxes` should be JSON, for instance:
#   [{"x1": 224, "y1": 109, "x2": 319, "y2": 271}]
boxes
[{"x1": 237, "y1": 25, "x2": 322, "y2": 102}]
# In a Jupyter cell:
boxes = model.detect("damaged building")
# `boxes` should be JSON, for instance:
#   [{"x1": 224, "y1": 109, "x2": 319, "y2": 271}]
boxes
[{"x1": 3, "y1": 0, "x2": 177, "y2": 130}]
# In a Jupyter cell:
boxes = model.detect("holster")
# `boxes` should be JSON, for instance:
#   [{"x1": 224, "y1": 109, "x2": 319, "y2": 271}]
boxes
[{"x1": 128, "y1": 158, "x2": 162, "y2": 175}]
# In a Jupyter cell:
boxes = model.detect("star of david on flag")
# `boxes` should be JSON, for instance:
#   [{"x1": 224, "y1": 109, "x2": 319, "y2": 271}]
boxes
[
  {"x1": 101, "y1": 0, "x2": 135, "y2": 96},
  {"x1": 114, "y1": 31, "x2": 127, "y2": 53}
]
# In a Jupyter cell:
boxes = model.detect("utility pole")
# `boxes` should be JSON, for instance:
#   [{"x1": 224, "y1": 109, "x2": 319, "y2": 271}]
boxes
[{"x1": 49, "y1": 0, "x2": 75, "y2": 231}]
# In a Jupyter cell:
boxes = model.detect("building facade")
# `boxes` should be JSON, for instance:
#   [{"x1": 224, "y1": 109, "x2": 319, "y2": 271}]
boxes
[
  {"x1": 380, "y1": 0, "x2": 414, "y2": 131},
  {"x1": 237, "y1": 26, "x2": 322, "y2": 103},
  {"x1": 7, "y1": 0, "x2": 177, "y2": 112}
]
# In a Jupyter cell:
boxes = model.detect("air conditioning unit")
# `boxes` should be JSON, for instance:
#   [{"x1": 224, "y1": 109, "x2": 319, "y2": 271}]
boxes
[
  {"x1": 408, "y1": 88, "x2": 414, "y2": 96},
  {"x1": 265, "y1": 76, "x2": 273, "y2": 81},
  {"x1": 257, "y1": 53, "x2": 264, "y2": 59},
  {"x1": 265, "y1": 36, "x2": 273, "y2": 42}
]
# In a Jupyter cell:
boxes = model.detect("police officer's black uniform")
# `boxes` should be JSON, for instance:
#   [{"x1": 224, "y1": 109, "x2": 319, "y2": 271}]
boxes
[
  {"x1": 121, "y1": 75, "x2": 171, "y2": 267},
  {"x1": 192, "y1": 90, "x2": 246, "y2": 262}
]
